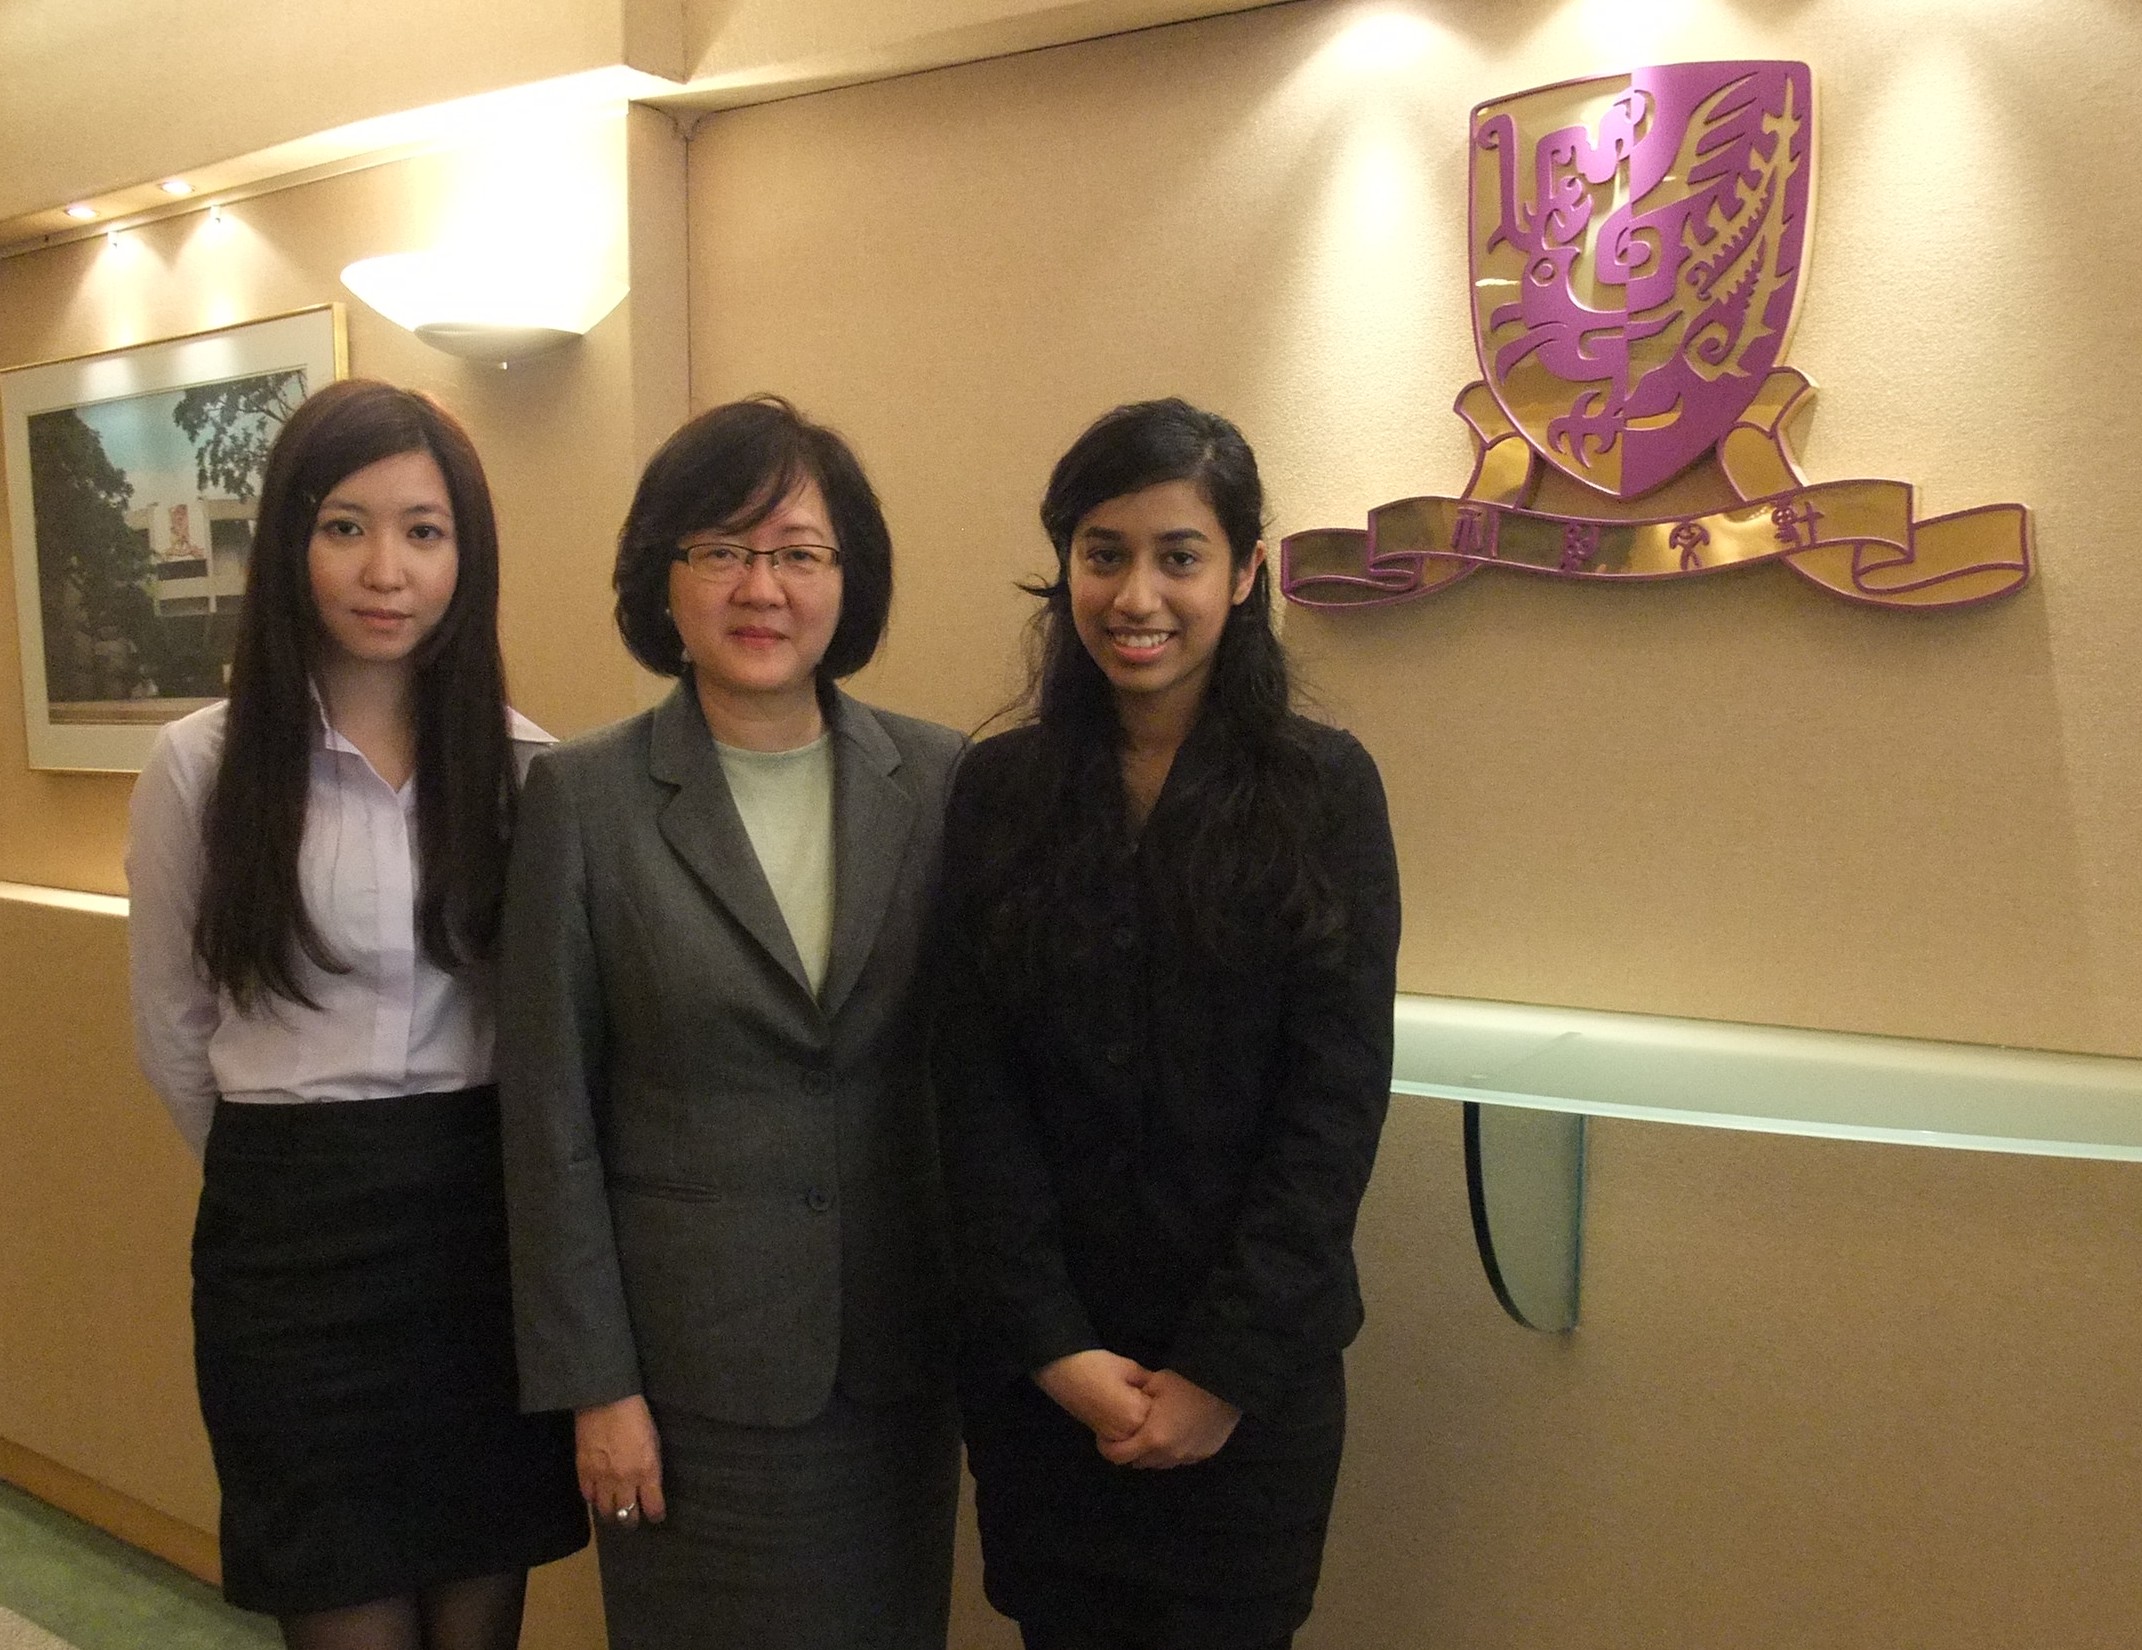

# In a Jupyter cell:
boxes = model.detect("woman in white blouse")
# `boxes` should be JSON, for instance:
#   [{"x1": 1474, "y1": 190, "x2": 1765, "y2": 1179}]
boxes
[{"x1": 127, "y1": 379, "x2": 586, "y2": 1650}]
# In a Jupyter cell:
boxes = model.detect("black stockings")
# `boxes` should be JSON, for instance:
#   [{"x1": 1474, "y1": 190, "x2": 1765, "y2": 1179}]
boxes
[
  {"x1": 279, "y1": 1571, "x2": 528, "y2": 1650},
  {"x1": 279, "y1": 1597, "x2": 419, "y2": 1650}
]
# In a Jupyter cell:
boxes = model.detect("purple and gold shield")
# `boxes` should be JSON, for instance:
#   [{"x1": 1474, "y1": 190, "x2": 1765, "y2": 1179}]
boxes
[{"x1": 1470, "y1": 61, "x2": 1813, "y2": 499}]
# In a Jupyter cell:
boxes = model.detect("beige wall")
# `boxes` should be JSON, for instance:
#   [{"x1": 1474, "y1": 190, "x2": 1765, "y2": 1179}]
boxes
[
  {"x1": 690, "y1": 0, "x2": 2142, "y2": 1058},
  {"x1": 6, "y1": 1, "x2": 2142, "y2": 1647},
  {"x1": 682, "y1": 3, "x2": 2142, "y2": 1645},
  {"x1": 1332, "y1": 1103, "x2": 2142, "y2": 1650},
  {"x1": 0, "y1": 898, "x2": 208, "y2": 1533}
]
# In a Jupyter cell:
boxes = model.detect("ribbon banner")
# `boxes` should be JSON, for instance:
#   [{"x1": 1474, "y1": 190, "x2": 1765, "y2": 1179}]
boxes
[
  {"x1": 1281, "y1": 370, "x2": 2033, "y2": 612},
  {"x1": 1282, "y1": 477, "x2": 2032, "y2": 611}
]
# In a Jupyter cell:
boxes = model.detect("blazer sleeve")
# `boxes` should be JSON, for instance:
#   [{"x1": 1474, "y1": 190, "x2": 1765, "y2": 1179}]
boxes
[
  {"x1": 931, "y1": 758, "x2": 1101, "y2": 1378},
  {"x1": 498, "y1": 748, "x2": 644, "y2": 1413},
  {"x1": 125, "y1": 723, "x2": 222, "y2": 1157},
  {"x1": 1164, "y1": 733, "x2": 1401, "y2": 1416}
]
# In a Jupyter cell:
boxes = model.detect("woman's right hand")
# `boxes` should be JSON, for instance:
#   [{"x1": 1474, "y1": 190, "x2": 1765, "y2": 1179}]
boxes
[
  {"x1": 576, "y1": 1394, "x2": 666, "y2": 1528},
  {"x1": 1034, "y1": 1349, "x2": 1155, "y2": 1445}
]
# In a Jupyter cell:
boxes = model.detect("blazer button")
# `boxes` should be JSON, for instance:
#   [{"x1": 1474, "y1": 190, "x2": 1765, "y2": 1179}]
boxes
[
  {"x1": 801, "y1": 1071, "x2": 832, "y2": 1096},
  {"x1": 1112, "y1": 926, "x2": 1137, "y2": 952},
  {"x1": 1104, "y1": 1042, "x2": 1133, "y2": 1068},
  {"x1": 805, "y1": 1188, "x2": 833, "y2": 1212}
]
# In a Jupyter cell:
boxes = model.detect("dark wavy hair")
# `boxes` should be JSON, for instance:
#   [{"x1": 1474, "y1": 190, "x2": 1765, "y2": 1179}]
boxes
[
  {"x1": 195, "y1": 378, "x2": 516, "y2": 1010},
  {"x1": 612, "y1": 395, "x2": 892, "y2": 681},
  {"x1": 970, "y1": 397, "x2": 1339, "y2": 977}
]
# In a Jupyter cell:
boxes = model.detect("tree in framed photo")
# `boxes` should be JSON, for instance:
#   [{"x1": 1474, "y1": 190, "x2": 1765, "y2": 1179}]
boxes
[
  {"x1": 27, "y1": 407, "x2": 156, "y2": 703},
  {"x1": 174, "y1": 370, "x2": 302, "y2": 501}
]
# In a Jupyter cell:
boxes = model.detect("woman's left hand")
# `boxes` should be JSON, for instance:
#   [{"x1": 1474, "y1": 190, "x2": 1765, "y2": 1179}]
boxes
[
  {"x1": 576, "y1": 1394, "x2": 666, "y2": 1528},
  {"x1": 1096, "y1": 1369, "x2": 1241, "y2": 1469}
]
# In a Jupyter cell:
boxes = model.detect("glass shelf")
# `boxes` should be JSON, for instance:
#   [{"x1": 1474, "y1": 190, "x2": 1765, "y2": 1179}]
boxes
[
  {"x1": 1396, "y1": 994, "x2": 2142, "y2": 1334},
  {"x1": 1394, "y1": 993, "x2": 2142, "y2": 1161}
]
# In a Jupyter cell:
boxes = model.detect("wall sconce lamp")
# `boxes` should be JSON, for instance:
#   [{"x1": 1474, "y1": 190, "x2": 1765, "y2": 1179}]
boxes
[{"x1": 340, "y1": 248, "x2": 628, "y2": 365}]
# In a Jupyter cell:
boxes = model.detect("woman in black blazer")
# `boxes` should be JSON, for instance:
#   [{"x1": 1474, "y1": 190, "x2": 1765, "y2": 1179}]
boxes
[
  {"x1": 933, "y1": 399, "x2": 1401, "y2": 1650},
  {"x1": 499, "y1": 397, "x2": 962, "y2": 1650}
]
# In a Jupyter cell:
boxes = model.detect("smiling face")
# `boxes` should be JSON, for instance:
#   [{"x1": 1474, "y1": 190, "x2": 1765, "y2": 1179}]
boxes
[
  {"x1": 306, "y1": 447, "x2": 459, "y2": 678},
  {"x1": 667, "y1": 473, "x2": 844, "y2": 730},
  {"x1": 1067, "y1": 477, "x2": 1263, "y2": 726}
]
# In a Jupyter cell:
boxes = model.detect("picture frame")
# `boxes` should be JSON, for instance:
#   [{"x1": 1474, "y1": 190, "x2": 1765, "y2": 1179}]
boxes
[{"x1": 2, "y1": 305, "x2": 346, "y2": 772}]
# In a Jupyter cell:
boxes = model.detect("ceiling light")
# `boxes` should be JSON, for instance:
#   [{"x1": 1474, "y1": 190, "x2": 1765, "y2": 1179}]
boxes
[
  {"x1": 63, "y1": 203, "x2": 96, "y2": 221},
  {"x1": 159, "y1": 179, "x2": 195, "y2": 197}
]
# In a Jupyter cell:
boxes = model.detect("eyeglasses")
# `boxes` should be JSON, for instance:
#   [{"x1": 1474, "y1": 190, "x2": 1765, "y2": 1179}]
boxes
[{"x1": 675, "y1": 540, "x2": 842, "y2": 583}]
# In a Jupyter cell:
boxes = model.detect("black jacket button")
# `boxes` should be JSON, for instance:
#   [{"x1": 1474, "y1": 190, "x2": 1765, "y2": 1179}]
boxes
[{"x1": 805, "y1": 1188, "x2": 832, "y2": 1212}]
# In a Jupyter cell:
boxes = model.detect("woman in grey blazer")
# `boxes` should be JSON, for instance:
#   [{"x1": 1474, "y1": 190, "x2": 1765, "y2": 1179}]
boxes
[{"x1": 498, "y1": 397, "x2": 963, "y2": 1650}]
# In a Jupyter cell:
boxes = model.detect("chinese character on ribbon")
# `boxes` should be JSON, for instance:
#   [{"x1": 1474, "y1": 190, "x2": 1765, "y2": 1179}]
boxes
[
  {"x1": 1771, "y1": 498, "x2": 1821, "y2": 550},
  {"x1": 1669, "y1": 520, "x2": 1710, "y2": 571},
  {"x1": 1559, "y1": 520, "x2": 1600, "y2": 571},
  {"x1": 1450, "y1": 504, "x2": 1491, "y2": 559}
]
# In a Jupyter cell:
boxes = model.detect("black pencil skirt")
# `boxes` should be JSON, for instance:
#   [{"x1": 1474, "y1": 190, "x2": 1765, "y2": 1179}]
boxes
[
  {"x1": 192, "y1": 1088, "x2": 588, "y2": 1615},
  {"x1": 962, "y1": 1356, "x2": 1346, "y2": 1650}
]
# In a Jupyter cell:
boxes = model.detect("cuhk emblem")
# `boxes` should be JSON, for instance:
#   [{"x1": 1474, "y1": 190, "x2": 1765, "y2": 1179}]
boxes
[
  {"x1": 1472, "y1": 63, "x2": 1809, "y2": 500},
  {"x1": 1282, "y1": 62, "x2": 2031, "y2": 613}
]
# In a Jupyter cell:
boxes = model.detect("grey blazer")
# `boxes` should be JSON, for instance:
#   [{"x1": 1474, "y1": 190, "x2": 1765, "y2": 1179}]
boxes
[{"x1": 498, "y1": 682, "x2": 965, "y2": 1428}]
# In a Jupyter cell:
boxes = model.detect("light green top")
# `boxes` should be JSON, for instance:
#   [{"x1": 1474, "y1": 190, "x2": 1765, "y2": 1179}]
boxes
[{"x1": 716, "y1": 733, "x2": 835, "y2": 994}]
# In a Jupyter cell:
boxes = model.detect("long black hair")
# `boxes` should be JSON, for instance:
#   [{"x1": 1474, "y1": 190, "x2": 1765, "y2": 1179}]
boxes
[
  {"x1": 195, "y1": 378, "x2": 515, "y2": 1010},
  {"x1": 969, "y1": 397, "x2": 1340, "y2": 979}
]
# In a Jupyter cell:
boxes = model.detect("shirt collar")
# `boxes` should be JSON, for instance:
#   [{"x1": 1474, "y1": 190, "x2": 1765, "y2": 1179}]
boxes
[
  {"x1": 508, "y1": 707, "x2": 556, "y2": 747},
  {"x1": 309, "y1": 679, "x2": 553, "y2": 757},
  {"x1": 307, "y1": 680, "x2": 364, "y2": 759}
]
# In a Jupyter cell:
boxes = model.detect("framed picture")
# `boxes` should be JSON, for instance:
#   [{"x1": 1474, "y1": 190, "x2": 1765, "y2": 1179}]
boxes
[{"x1": 2, "y1": 305, "x2": 346, "y2": 772}]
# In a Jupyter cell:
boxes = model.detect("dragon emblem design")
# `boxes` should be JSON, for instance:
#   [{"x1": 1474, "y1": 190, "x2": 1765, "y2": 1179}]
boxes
[{"x1": 1471, "y1": 62, "x2": 1811, "y2": 499}]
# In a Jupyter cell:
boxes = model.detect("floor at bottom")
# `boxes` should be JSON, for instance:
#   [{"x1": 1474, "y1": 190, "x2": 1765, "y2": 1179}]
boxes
[{"x1": 0, "y1": 1478, "x2": 275, "y2": 1650}]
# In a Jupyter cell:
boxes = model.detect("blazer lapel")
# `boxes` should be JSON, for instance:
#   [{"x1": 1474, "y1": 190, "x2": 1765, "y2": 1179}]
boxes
[
  {"x1": 818, "y1": 691, "x2": 915, "y2": 1021},
  {"x1": 647, "y1": 682, "x2": 814, "y2": 1000}
]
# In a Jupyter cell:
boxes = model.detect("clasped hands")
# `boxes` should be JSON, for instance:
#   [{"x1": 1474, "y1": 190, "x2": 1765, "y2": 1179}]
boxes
[{"x1": 1034, "y1": 1349, "x2": 1241, "y2": 1468}]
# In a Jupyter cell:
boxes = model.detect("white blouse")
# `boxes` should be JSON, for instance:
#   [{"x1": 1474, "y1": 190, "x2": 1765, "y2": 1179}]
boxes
[{"x1": 126, "y1": 697, "x2": 554, "y2": 1156}]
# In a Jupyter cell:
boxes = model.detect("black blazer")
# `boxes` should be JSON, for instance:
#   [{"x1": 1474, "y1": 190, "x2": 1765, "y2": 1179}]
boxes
[
  {"x1": 499, "y1": 683, "x2": 965, "y2": 1427},
  {"x1": 932, "y1": 715, "x2": 1401, "y2": 1419}
]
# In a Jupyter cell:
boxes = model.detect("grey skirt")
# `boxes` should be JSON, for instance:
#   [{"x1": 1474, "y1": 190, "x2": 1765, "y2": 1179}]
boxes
[{"x1": 595, "y1": 1389, "x2": 960, "y2": 1650}]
